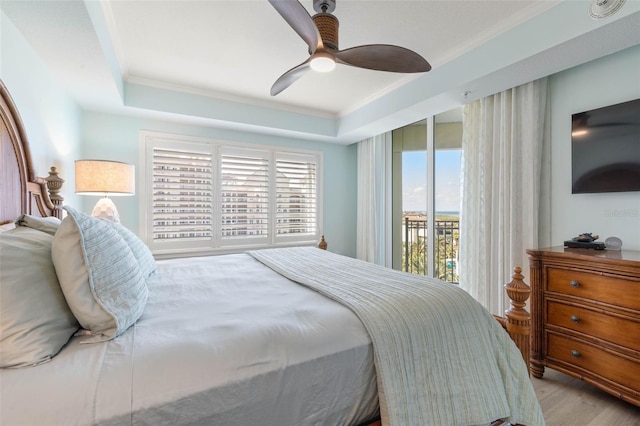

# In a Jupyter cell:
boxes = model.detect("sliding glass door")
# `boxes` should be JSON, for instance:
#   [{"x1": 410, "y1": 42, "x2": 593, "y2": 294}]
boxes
[{"x1": 392, "y1": 109, "x2": 462, "y2": 283}]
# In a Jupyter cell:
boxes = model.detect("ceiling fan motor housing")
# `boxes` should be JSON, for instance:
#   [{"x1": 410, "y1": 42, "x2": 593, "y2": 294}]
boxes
[
  {"x1": 313, "y1": 0, "x2": 336, "y2": 13},
  {"x1": 312, "y1": 13, "x2": 339, "y2": 51}
]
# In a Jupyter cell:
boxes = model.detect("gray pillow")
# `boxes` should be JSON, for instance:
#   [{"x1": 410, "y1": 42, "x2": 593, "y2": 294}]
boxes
[
  {"x1": 52, "y1": 206, "x2": 148, "y2": 341},
  {"x1": 15, "y1": 214, "x2": 61, "y2": 236},
  {"x1": 0, "y1": 227, "x2": 78, "y2": 368},
  {"x1": 108, "y1": 221, "x2": 157, "y2": 279}
]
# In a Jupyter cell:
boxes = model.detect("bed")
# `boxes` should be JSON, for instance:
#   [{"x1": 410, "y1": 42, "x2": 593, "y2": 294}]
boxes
[{"x1": 0, "y1": 79, "x2": 543, "y2": 426}]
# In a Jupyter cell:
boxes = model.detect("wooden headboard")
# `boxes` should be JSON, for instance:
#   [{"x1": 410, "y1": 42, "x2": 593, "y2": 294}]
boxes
[{"x1": 0, "y1": 80, "x2": 63, "y2": 225}]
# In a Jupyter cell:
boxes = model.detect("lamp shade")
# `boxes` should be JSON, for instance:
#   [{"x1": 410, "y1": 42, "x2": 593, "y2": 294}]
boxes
[{"x1": 75, "y1": 160, "x2": 135, "y2": 196}]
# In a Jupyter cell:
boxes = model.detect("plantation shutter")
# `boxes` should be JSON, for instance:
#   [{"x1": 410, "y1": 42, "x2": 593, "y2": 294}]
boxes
[
  {"x1": 220, "y1": 150, "x2": 269, "y2": 243},
  {"x1": 151, "y1": 146, "x2": 213, "y2": 243},
  {"x1": 276, "y1": 154, "x2": 317, "y2": 238},
  {"x1": 141, "y1": 131, "x2": 322, "y2": 256}
]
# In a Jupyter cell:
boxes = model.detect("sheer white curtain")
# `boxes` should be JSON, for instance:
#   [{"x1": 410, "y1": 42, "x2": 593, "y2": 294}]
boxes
[
  {"x1": 356, "y1": 132, "x2": 392, "y2": 266},
  {"x1": 459, "y1": 78, "x2": 549, "y2": 316}
]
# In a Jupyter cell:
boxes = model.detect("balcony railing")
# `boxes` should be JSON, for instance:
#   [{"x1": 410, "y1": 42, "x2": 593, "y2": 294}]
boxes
[{"x1": 403, "y1": 218, "x2": 459, "y2": 283}]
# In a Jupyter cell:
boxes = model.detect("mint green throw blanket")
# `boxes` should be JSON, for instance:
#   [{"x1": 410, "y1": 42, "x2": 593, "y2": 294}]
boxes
[{"x1": 249, "y1": 247, "x2": 544, "y2": 426}]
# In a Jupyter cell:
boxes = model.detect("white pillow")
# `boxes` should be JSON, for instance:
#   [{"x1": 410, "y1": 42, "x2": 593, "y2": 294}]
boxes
[
  {"x1": 0, "y1": 227, "x2": 78, "y2": 368},
  {"x1": 108, "y1": 221, "x2": 157, "y2": 279},
  {"x1": 15, "y1": 214, "x2": 61, "y2": 235},
  {"x1": 52, "y1": 206, "x2": 148, "y2": 341}
]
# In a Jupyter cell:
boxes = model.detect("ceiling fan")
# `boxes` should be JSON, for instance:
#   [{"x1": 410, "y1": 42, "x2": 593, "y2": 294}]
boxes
[{"x1": 268, "y1": 0, "x2": 432, "y2": 96}]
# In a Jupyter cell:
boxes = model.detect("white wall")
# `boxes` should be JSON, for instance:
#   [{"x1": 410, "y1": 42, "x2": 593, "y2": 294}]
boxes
[
  {"x1": 548, "y1": 45, "x2": 640, "y2": 251},
  {"x1": 1, "y1": 11, "x2": 82, "y2": 208},
  {"x1": 80, "y1": 111, "x2": 358, "y2": 257}
]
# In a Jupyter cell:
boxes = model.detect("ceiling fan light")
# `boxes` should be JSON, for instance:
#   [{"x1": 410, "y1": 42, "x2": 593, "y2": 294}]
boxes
[{"x1": 310, "y1": 53, "x2": 335, "y2": 72}]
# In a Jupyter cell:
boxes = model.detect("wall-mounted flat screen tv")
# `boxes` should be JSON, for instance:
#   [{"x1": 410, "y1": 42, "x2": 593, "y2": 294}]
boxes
[{"x1": 571, "y1": 98, "x2": 640, "y2": 194}]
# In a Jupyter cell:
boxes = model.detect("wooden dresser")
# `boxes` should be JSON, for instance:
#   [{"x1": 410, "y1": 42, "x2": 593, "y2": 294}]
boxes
[{"x1": 527, "y1": 246, "x2": 640, "y2": 406}]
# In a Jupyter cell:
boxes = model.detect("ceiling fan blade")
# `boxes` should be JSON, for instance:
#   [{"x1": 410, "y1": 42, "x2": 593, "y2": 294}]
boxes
[
  {"x1": 271, "y1": 59, "x2": 312, "y2": 96},
  {"x1": 268, "y1": 0, "x2": 322, "y2": 53},
  {"x1": 335, "y1": 44, "x2": 431, "y2": 73}
]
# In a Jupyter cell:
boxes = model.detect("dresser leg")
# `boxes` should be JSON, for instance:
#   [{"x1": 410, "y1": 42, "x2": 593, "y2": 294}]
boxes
[{"x1": 531, "y1": 360, "x2": 544, "y2": 379}]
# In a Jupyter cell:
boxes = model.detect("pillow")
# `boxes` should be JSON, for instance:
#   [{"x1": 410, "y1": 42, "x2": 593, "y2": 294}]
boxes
[
  {"x1": 108, "y1": 221, "x2": 157, "y2": 279},
  {"x1": 15, "y1": 214, "x2": 61, "y2": 236},
  {"x1": 52, "y1": 206, "x2": 148, "y2": 341},
  {"x1": 0, "y1": 227, "x2": 78, "y2": 368}
]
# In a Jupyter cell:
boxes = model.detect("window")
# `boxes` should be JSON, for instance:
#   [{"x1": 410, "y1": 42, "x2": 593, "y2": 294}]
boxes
[
  {"x1": 276, "y1": 154, "x2": 318, "y2": 237},
  {"x1": 140, "y1": 132, "x2": 322, "y2": 257}
]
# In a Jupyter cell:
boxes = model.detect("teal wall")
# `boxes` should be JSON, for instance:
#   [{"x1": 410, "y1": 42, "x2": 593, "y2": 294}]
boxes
[
  {"x1": 80, "y1": 111, "x2": 358, "y2": 257},
  {"x1": 548, "y1": 45, "x2": 640, "y2": 251},
  {"x1": 1, "y1": 9, "x2": 357, "y2": 257},
  {"x1": 5, "y1": 2, "x2": 638, "y2": 256},
  {"x1": 0, "y1": 11, "x2": 82, "y2": 208}
]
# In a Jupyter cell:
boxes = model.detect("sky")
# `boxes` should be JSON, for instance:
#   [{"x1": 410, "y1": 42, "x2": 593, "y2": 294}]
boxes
[{"x1": 402, "y1": 149, "x2": 462, "y2": 213}]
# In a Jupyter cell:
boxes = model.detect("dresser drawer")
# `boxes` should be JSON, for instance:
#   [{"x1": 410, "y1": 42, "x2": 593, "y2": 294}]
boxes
[
  {"x1": 547, "y1": 300, "x2": 640, "y2": 351},
  {"x1": 547, "y1": 267, "x2": 639, "y2": 310},
  {"x1": 547, "y1": 333, "x2": 640, "y2": 392}
]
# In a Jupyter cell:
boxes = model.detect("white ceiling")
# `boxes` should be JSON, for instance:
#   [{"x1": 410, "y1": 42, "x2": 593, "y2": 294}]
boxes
[
  {"x1": 106, "y1": 0, "x2": 555, "y2": 115},
  {"x1": 2, "y1": 0, "x2": 639, "y2": 143}
]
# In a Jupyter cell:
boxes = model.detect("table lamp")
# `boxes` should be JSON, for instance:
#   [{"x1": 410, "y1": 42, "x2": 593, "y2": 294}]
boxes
[{"x1": 75, "y1": 160, "x2": 135, "y2": 223}]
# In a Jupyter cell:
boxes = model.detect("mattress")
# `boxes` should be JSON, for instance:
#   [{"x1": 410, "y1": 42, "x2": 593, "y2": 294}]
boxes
[{"x1": 0, "y1": 253, "x2": 379, "y2": 425}]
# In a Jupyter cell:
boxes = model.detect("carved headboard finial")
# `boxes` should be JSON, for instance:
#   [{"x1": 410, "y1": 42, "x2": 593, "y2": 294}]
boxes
[{"x1": 46, "y1": 167, "x2": 64, "y2": 219}]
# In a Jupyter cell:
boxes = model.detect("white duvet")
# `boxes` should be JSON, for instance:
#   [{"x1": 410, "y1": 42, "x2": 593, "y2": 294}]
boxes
[{"x1": 0, "y1": 254, "x2": 379, "y2": 425}]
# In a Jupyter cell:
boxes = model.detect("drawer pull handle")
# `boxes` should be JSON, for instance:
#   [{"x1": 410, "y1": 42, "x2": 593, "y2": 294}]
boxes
[
  {"x1": 570, "y1": 280, "x2": 580, "y2": 288},
  {"x1": 570, "y1": 315, "x2": 580, "y2": 323},
  {"x1": 571, "y1": 350, "x2": 581, "y2": 358}
]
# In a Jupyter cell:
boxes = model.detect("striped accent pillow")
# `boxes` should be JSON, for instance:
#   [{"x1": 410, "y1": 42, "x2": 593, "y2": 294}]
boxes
[
  {"x1": 52, "y1": 206, "x2": 148, "y2": 341},
  {"x1": 108, "y1": 221, "x2": 157, "y2": 279}
]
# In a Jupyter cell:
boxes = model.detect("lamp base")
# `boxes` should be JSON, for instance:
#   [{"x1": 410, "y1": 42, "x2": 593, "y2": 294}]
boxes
[{"x1": 91, "y1": 197, "x2": 120, "y2": 223}]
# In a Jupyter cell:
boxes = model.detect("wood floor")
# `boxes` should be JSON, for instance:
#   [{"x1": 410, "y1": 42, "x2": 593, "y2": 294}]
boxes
[{"x1": 531, "y1": 369, "x2": 639, "y2": 425}]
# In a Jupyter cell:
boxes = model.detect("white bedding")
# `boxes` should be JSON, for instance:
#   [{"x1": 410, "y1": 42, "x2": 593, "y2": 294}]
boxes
[{"x1": 0, "y1": 253, "x2": 379, "y2": 425}]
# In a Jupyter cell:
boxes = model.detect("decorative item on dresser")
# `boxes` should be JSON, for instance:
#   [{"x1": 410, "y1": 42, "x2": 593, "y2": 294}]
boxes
[{"x1": 527, "y1": 246, "x2": 640, "y2": 406}]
